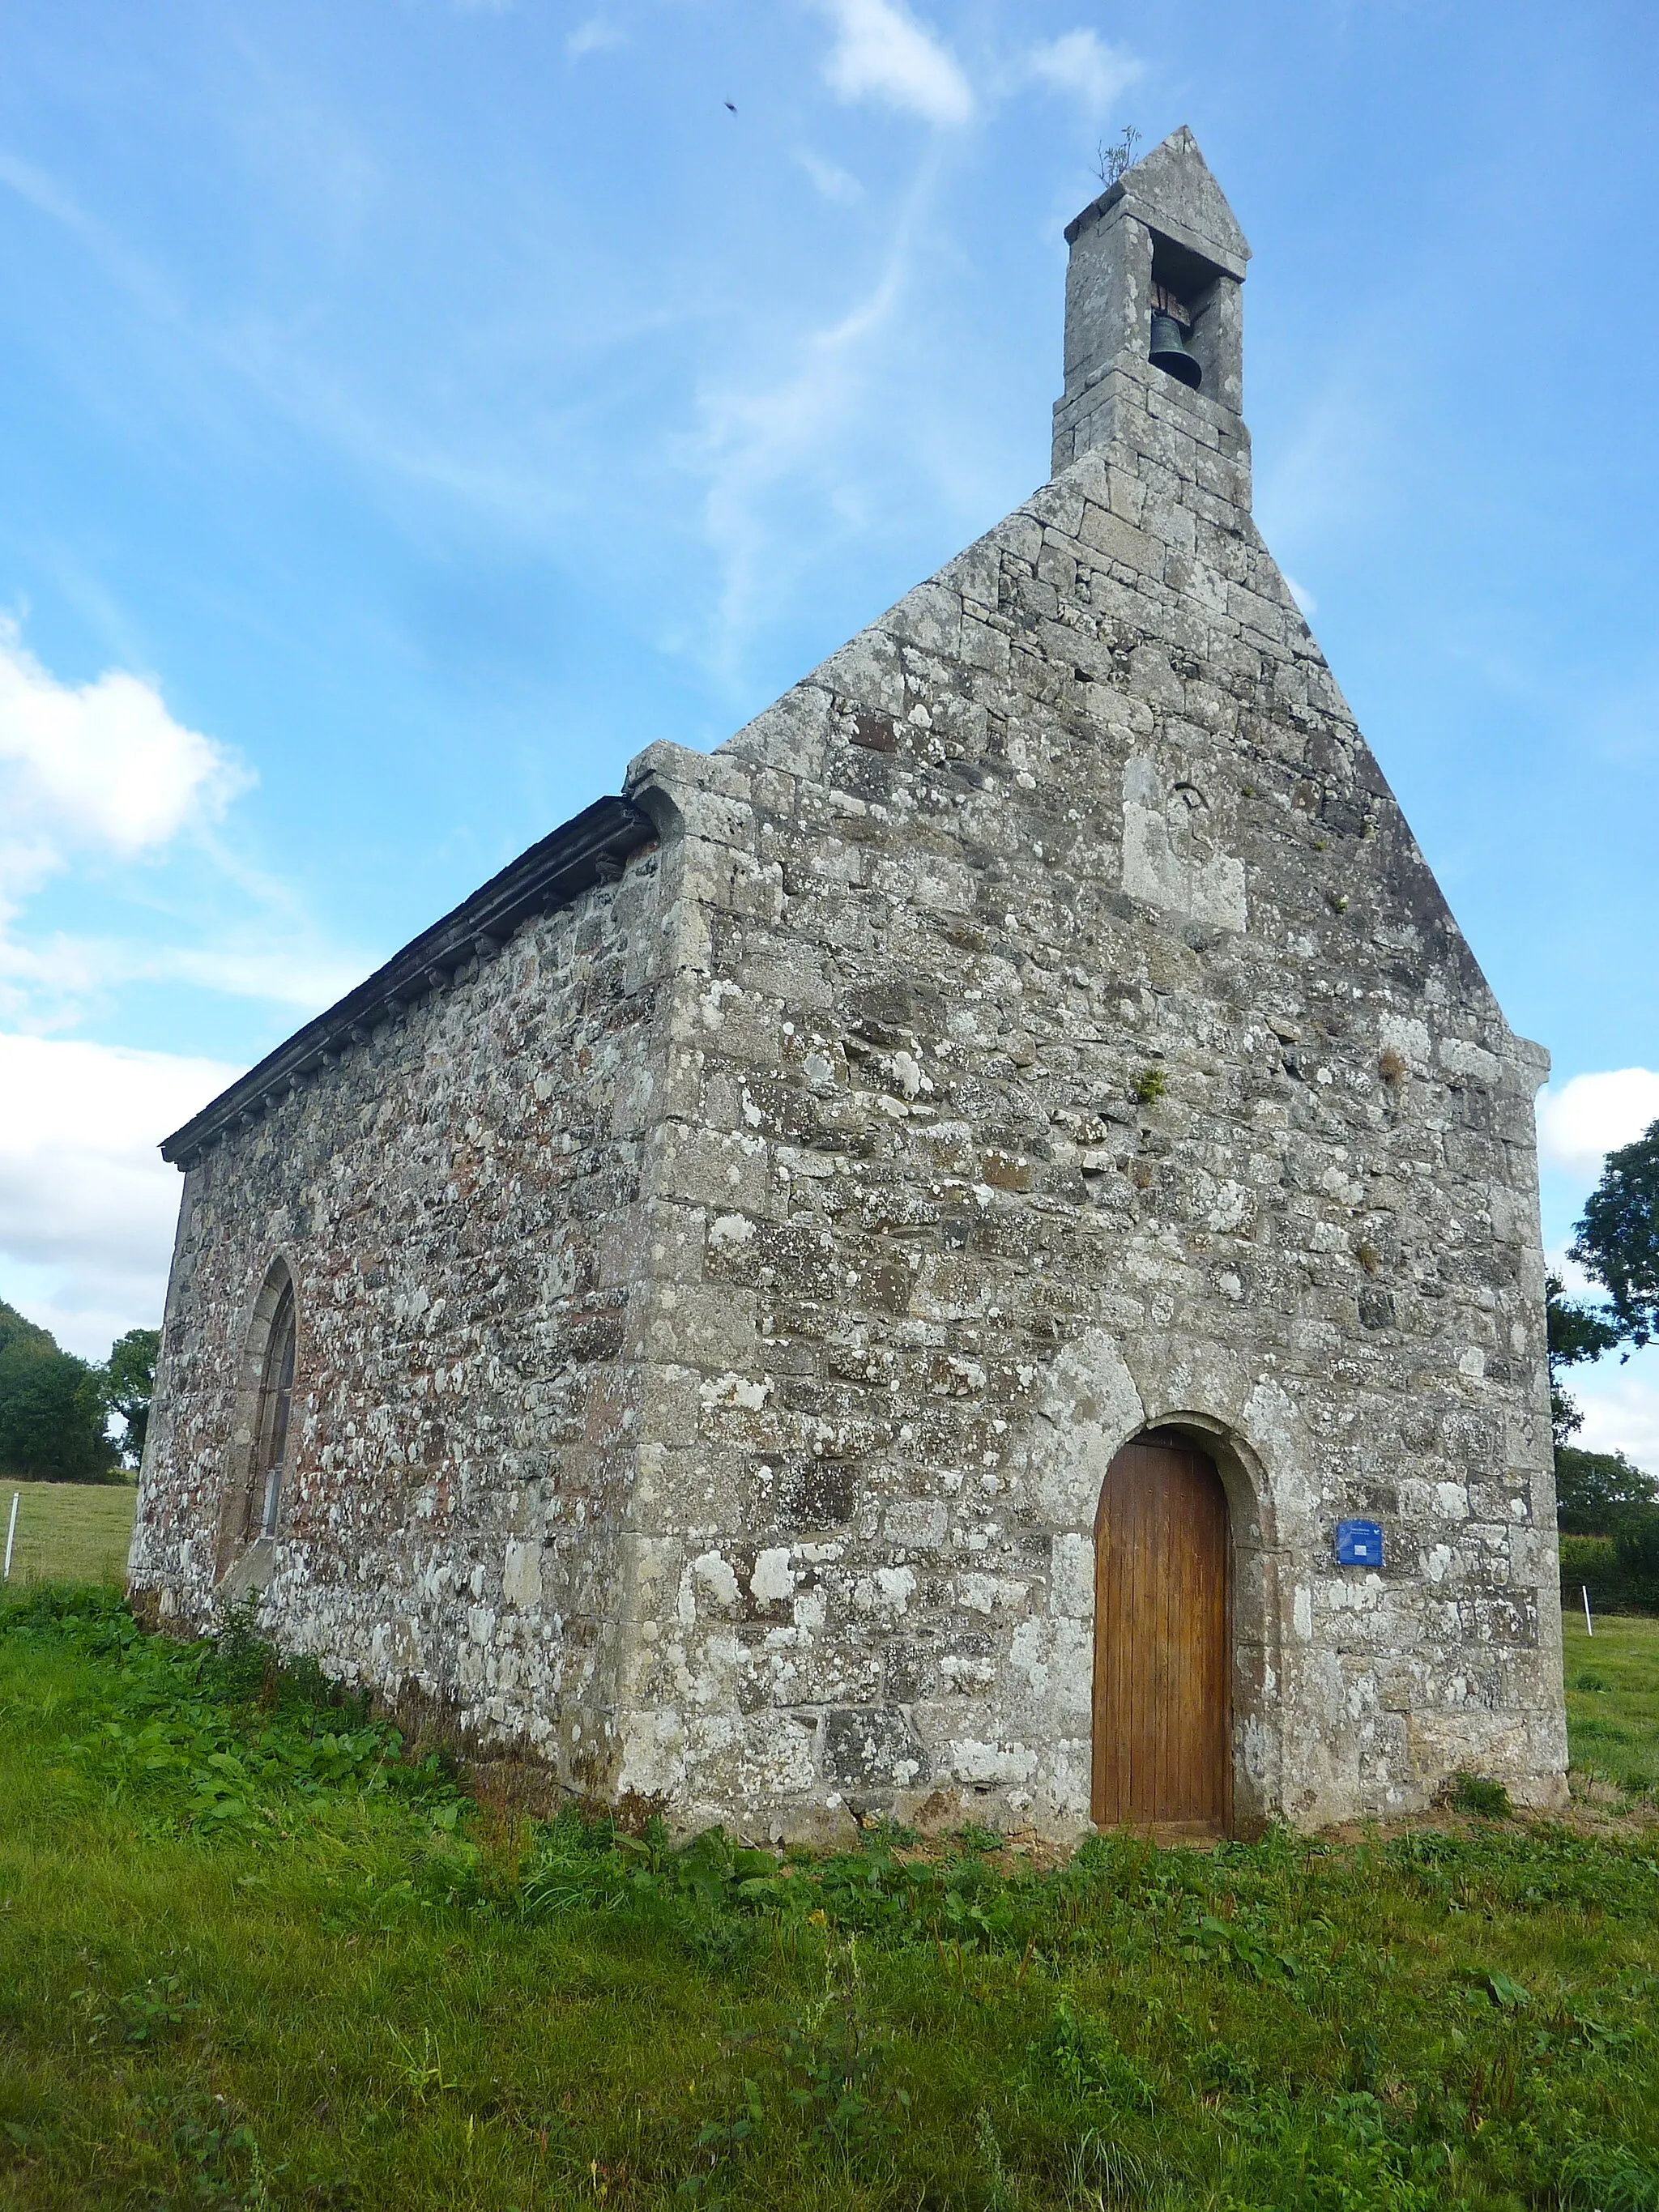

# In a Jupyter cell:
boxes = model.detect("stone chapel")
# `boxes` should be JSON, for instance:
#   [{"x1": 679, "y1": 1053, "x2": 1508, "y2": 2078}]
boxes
[{"x1": 131, "y1": 130, "x2": 1568, "y2": 1841}]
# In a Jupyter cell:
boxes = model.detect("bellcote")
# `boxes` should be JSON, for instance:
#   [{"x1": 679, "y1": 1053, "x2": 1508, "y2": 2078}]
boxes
[{"x1": 1052, "y1": 126, "x2": 1252, "y2": 493}]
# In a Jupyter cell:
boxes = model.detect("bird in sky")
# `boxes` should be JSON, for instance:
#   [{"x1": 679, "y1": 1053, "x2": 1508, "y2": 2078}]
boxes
[{"x1": 724, "y1": 100, "x2": 736, "y2": 112}]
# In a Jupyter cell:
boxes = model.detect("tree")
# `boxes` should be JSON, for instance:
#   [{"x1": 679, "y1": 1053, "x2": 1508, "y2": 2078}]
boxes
[
  {"x1": 1614, "y1": 1508, "x2": 1659, "y2": 1581},
  {"x1": 0, "y1": 1318, "x2": 117, "y2": 1481},
  {"x1": 1554, "y1": 1445, "x2": 1659, "y2": 1535},
  {"x1": 104, "y1": 1327, "x2": 161, "y2": 1466},
  {"x1": 0, "y1": 1300, "x2": 53, "y2": 1362},
  {"x1": 0, "y1": 1297, "x2": 123, "y2": 1482},
  {"x1": 1572, "y1": 1116, "x2": 1659, "y2": 1348},
  {"x1": 1546, "y1": 1271, "x2": 1625, "y2": 1447}
]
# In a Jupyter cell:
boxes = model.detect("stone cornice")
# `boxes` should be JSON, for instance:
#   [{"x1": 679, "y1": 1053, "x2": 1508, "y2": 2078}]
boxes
[{"x1": 160, "y1": 793, "x2": 658, "y2": 1169}]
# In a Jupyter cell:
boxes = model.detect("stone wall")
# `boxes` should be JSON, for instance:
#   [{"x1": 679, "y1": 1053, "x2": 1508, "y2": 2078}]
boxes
[
  {"x1": 130, "y1": 850, "x2": 669, "y2": 1792},
  {"x1": 606, "y1": 268, "x2": 1565, "y2": 1839}
]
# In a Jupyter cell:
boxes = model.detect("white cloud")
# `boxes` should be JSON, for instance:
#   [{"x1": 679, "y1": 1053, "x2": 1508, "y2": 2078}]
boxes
[
  {"x1": 797, "y1": 149, "x2": 865, "y2": 206},
  {"x1": 1285, "y1": 573, "x2": 1318, "y2": 616},
  {"x1": 1023, "y1": 29, "x2": 1141, "y2": 114},
  {"x1": 566, "y1": 15, "x2": 625, "y2": 57},
  {"x1": 0, "y1": 1032, "x2": 237, "y2": 1358},
  {"x1": 1546, "y1": 1246, "x2": 1599, "y2": 1299},
  {"x1": 682, "y1": 213, "x2": 915, "y2": 681},
  {"x1": 0, "y1": 621, "x2": 368, "y2": 1027},
  {"x1": 1572, "y1": 1355, "x2": 1659, "y2": 1472},
  {"x1": 0, "y1": 619, "x2": 244, "y2": 875},
  {"x1": 0, "y1": 621, "x2": 249, "y2": 996},
  {"x1": 818, "y1": 0, "x2": 973, "y2": 126},
  {"x1": 0, "y1": 929, "x2": 365, "y2": 1017},
  {"x1": 1536, "y1": 1068, "x2": 1659, "y2": 1178}
]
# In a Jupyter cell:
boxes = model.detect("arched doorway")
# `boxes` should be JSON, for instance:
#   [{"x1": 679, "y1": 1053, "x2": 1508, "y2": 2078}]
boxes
[{"x1": 1093, "y1": 1427, "x2": 1231, "y2": 1839}]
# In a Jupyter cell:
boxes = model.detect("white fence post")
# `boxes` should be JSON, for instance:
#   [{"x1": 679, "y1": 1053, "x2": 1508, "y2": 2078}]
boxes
[
  {"x1": 1583, "y1": 1584, "x2": 1593, "y2": 1638},
  {"x1": 2, "y1": 1492, "x2": 17, "y2": 1581}
]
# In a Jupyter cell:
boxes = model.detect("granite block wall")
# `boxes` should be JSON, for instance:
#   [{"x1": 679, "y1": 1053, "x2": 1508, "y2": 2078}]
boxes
[
  {"x1": 130, "y1": 852, "x2": 669, "y2": 1793},
  {"x1": 606, "y1": 424, "x2": 1565, "y2": 1837}
]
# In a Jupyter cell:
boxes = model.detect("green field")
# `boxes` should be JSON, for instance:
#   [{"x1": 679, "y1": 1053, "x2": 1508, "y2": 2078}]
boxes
[
  {"x1": 1, "y1": 1592, "x2": 1657, "y2": 2210},
  {"x1": 1564, "y1": 1612, "x2": 1659, "y2": 1800},
  {"x1": 0, "y1": 1480, "x2": 135, "y2": 1588}
]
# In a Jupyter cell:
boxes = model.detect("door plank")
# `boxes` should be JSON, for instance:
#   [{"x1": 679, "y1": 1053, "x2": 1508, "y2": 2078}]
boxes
[{"x1": 1093, "y1": 1434, "x2": 1230, "y2": 1835}]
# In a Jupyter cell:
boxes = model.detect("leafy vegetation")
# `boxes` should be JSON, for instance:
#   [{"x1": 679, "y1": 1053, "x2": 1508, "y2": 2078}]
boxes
[
  {"x1": 1544, "y1": 1132, "x2": 1659, "y2": 1617},
  {"x1": 1558, "y1": 1448, "x2": 1659, "y2": 1537},
  {"x1": 0, "y1": 1302, "x2": 159, "y2": 1485},
  {"x1": 2, "y1": 1588, "x2": 1658, "y2": 2209},
  {"x1": 1563, "y1": 1532, "x2": 1618, "y2": 1592},
  {"x1": 1093, "y1": 123, "x2": 1141, "y2": 188},
  {"x1": 1444, "y1": 1773, "x2": 1512, "y2": 1820},
  {"x1": 1546, "y1": 1260, "x2": 1659, "y2": 1617},
  {"x1": 0, "y1": 1302, "x2": 117, "y2": 1482},
  {"x1": 1558, "y1": 1457, "x2": 1659, "y2": 1616},
  {"x1": 1563, "y1": 1530, "x2": 1659, "y2": 1618},
  {"x1": 101, "y1": 1328, "x2": 160, "y2": 1466}
]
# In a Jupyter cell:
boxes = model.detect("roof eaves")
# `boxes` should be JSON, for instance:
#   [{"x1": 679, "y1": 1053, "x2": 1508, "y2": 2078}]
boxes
[{"x1": 160, "y1": 791, "x2": 658, "y2": 1167}]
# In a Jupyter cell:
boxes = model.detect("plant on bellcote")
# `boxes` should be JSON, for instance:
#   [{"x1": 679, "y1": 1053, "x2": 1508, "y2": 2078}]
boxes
[{"x1": 1094, "y1": 125, "x2": 1141, "y2": 187}]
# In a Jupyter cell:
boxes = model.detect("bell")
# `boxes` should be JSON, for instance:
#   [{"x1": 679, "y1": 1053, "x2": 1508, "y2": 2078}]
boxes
[{"x1": 1149, "y1": 309, "x2": 1202, "y2": 390}]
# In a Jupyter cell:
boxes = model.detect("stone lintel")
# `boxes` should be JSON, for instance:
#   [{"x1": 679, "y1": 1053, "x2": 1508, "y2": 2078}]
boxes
[{"x1": 1067, "y1": 185, "x2": 1250, "y2": 286}]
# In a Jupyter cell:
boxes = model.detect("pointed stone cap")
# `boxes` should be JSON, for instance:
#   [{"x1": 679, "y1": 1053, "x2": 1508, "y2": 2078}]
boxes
[{"x1": 1065, "y1": 126, "x2": 1250, "y2": 281}]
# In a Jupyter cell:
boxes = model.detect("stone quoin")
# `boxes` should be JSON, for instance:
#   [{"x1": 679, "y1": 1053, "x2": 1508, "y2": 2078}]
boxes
[{"x1": 130, "y1": 129, "x2": 1569, "y2": 1842}]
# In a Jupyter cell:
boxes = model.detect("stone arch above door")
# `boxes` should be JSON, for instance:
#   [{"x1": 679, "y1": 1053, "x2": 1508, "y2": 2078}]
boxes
[{"x1": 1021, "y1": 1329, "x2": 1293, "y2": 1834}]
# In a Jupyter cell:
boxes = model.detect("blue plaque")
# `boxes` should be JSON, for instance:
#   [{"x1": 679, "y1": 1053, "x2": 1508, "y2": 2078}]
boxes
[{"x1": 1336, "y1": 1518, "x2": 1384, "y2": 1568}]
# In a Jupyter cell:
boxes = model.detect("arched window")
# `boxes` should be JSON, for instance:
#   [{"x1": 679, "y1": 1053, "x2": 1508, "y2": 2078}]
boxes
[{"x1": 249, "y1": 1277, "x2": 296, "y2": 1540}]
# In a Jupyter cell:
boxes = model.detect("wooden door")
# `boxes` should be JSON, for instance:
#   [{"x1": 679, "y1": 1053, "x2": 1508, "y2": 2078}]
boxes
[{"x1": 1092, "y1": 1430, "x2": 1230, "y2": 1838}]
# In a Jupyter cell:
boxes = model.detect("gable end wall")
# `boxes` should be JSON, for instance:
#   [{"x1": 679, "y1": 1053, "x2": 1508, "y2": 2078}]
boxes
[{"x1": 608, "y1": 384, "x2": 1565, "y2": 1839}]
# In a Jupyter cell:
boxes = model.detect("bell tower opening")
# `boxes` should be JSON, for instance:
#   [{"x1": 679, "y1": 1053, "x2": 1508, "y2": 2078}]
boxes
[
  {"x1": 1147, "y1": 234, "x2": 1224, "y2": 393},
  {"x1": 1051, "y1": 125, "x2": 1251, "y2": 475},
  {"x1": 1149, "y1": 283, "x2": 1202, "y2": 388}
]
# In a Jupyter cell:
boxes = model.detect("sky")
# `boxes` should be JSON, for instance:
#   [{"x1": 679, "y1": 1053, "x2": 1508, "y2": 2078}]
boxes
[{"x1": 0, "y1": 0, "x2": 1655, "y2": 1455}]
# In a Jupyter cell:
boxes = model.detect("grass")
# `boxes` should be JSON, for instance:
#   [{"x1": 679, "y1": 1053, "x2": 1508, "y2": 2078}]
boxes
[
  {"x1": 0, "y1": 1480, "x2": 135, "y2": 1588},
  {"x1": 1565, "y1": 1613, "x2": 1659, "y2": 1801},
  {"x1": 0, "y1": 1590, "x2": 1657, "y2": 2210}
]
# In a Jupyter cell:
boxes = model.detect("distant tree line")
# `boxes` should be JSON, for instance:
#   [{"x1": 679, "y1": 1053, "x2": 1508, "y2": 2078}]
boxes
[
  {"x1": 1549, "y1": 1116, "x2": 1659, "y2": 1611},
  {"x1": 0, "y1": 1302, "x2": 158, "y2": 1484}
]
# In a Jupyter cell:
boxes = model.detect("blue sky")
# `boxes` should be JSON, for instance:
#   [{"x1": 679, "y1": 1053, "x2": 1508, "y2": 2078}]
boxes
[{"x1": 0, "y1": 0, "x2": 1655, "y2": 1453}]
